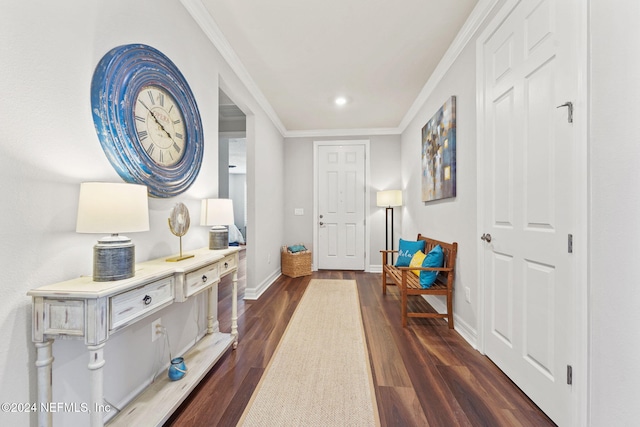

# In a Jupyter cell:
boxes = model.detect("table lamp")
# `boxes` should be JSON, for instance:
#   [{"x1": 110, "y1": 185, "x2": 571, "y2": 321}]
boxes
[
  {"x1": 376, "y1": 190, "x2": 403, "y2": 262},
  {"x1": 201, "y1": 198, "x2": 235, "y2": 250},
  {"x1": 76, "y1": 182, "x2": 150, "y2": 281}
]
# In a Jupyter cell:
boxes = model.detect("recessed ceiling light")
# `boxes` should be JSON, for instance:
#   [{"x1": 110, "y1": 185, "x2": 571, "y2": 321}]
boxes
[{"x1": 334, "y1": 96, "x2": 348, "y2": 106}]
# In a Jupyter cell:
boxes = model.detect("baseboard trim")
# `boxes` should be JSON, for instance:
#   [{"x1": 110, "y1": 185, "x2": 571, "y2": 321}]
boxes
[
  {"x1": 244, "y1": 268, "x2": 281, "y2": 300},
  {"x1": 369, "y1": 264, "x2": 383, "y2": 274},
  {"x1": 422, "y1": 295, "x2": 478, "y2": 350}
]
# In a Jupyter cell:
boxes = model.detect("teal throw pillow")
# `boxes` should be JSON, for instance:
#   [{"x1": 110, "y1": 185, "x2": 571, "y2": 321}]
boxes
[
  {"x1": 395, "y1": 239, "x2": 426, "y2": 267},
  {"x1": 288, "y1": 244, "x2": 307, "y2": 253},
  {"x1": 420, "y1": 245, "x2": 444, "y2": 288}
]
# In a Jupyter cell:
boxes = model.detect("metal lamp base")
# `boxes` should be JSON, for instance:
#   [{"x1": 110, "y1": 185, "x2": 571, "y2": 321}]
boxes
[
  {"x1": 93, "y1": 235, "x2": 135, "y2": 282},
  {"x1": 209, "y1": 226, "x2": 228, "y2": 250}
]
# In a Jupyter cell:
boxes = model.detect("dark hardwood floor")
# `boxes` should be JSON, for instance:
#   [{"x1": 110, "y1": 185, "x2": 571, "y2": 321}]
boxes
[{"x1": 166, "y1": 251, "x2": 555, "y2": 426}]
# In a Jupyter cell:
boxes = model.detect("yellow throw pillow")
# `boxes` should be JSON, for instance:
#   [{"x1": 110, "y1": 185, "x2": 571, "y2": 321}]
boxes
[{"x1": 409, "y1": 250, "x2": 426, "y2": 276}]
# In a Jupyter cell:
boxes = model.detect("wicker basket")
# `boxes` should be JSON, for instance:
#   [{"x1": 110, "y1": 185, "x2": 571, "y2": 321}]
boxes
[{"x1": 281, "y1": 247, "x2": 312, "y2": 278}]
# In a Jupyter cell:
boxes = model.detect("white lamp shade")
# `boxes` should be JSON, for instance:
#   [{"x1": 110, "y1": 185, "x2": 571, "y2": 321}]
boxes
[
  {"x1": 200, "y1": 198, "x2": 235, "y2": 226},
  {"x1": 76, "y1": 182, "x2": 150, "y2": 234},
  {"x1": 376, "y1": 190, "x2": 403, "y2": 207}
]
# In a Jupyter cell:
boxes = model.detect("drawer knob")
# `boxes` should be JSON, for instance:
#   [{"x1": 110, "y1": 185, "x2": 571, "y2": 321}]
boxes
[
  {"x1": 202, "y1": 275, "x2": 208, "y2": 283},
  {"x1": 224, "y1": 262, "x2": 229, "y2": 268},
  {"x1": 143, "y1": 295, "x2": 152, "y2": 305}
]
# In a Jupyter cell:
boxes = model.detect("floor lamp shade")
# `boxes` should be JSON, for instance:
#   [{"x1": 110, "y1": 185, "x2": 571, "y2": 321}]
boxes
[
  {"x1": 376, "y1": 190, "x2": 403, "y2": 262},
  {"x1": 76, "y1": 182, "x2": 149, "y2": 281},
  {"x1": 376, "y1": 190, "x2": 403, "y2": 208},
  {"x1": 201, "y1": 198, "x2": 235, "y2": 250}
]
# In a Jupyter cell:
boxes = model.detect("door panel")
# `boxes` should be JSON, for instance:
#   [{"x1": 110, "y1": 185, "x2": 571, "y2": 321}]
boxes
[
  {"x1": 479, "y1": 0, "x2": 576, "y2": 425},
  {"x1": 523, "y1": 260, "x2": 555, "y2": 379},
  {"x1": 317, "y1": 144, "x2": 365, "y2": 270},
  {"x1": 492, "y1": 252, "x2": 514, "y2": 347}
]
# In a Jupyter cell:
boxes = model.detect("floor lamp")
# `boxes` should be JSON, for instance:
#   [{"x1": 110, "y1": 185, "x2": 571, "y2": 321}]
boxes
[{"x1": 376, "y1": 190, "x2": 403, "y2": 264}]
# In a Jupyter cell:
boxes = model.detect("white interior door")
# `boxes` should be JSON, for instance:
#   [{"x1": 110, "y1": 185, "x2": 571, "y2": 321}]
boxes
[
  {"x1": 316, "y1": 143, "x2": 366, "y2": 270},
  {"x1": 478, "y1": 0, "x2": 578, "y2": 425}
]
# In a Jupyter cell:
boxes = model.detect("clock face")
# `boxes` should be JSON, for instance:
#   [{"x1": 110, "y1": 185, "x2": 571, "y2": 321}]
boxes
[
  {"x1": 134, "y1": 85, "x2": 186, "y2": 167},
  {"x1": 91, "y1": 44, "x2": 203, "y2": 198}
]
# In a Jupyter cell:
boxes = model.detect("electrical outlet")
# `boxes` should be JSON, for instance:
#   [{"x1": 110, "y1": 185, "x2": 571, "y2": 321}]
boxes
[
  {"x1": 267, "y1": 253, "x2": 271, "y2": 264},
  {"x1": 151, "y1": 318, "x2": 162, "y2": 342},
  {"x1": 464, "y1": 287, "x2": 471, "y2": 303}
]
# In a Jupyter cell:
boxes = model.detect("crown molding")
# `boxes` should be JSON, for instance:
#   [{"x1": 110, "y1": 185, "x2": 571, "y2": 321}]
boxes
[
  {"x1": 180, "y1": 0, "x2": 287, "y2": 136},
  {"x1": 397, "y1": 0, "x2": 501, "y2": 133},
  {"x1": 284, "y1": 127, "x2": 400, "y2": 139}
]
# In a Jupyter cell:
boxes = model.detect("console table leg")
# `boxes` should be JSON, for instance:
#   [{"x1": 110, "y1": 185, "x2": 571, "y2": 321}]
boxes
[
  {"x1": 35, "y1": 339, "x2": 54, "y2": 427},
  {"x1": 206, "y1": 284, "x2": 218, "y2": 335},
  {"x1": 231, "y1": 270, "x2": 238, "y2": 349},
  {"x1": 87, "y1": 343, "x2": 106, "y2": 427}
]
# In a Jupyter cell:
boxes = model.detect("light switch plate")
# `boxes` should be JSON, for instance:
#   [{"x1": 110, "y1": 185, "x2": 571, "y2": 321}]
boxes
[{"x1": 294, "y1": 208, "x2": 304, "y2": 216}]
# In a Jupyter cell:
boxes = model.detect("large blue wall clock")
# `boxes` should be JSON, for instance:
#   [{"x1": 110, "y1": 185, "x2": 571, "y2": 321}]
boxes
[{"x1": 91, "y1": 44, "x2": 203, "y2": 198}]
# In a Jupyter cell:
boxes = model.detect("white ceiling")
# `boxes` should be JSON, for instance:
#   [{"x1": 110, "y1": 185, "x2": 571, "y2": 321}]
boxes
[{"x1": 200, "y1": 0, "x2": 478, "y2": 134}]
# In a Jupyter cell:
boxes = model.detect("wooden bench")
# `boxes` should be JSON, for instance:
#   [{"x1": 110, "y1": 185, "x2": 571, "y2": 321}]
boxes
[{"x1": 381, "y1": 234, "x2": 458, "y2": 328}]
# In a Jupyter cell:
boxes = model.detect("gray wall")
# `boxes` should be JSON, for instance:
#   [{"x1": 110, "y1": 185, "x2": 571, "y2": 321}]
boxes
[
  {"x1": 283, "y1": 135, "x2": 401, "y2": 270},
  {"x1": 589, "y1": 1, "x2": 640, "y2": 424}
]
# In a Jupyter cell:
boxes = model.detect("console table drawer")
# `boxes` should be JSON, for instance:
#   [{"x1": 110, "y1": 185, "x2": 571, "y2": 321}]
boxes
[
  {"x1": 184, "y1": 263, "x2": 219, "y2": 297},
  {"x1": 219, "y1": 254, "x2": 237, "y2": 277},
  {"x1": 42, "y1": 299, "x2": 85, "y2": 337},
  {"x1": 110, "y1": 276, "x2": 174, "y2": 330}
]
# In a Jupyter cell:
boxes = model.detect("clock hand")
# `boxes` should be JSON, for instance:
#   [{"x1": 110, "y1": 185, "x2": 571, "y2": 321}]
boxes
[{"x1": 138, "y1": 100, "x2": 177, "y2": 142}]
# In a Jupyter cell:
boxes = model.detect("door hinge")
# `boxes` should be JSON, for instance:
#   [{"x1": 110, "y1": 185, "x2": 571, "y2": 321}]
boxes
[
  {"x1": 567, "y1": 365, "x2": 573, "y2": 385},
  {"x1": 568, "y1": 234, "x2": 573, "y2": 253}
]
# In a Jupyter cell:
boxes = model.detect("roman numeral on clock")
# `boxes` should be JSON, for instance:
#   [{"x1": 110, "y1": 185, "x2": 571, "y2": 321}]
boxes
[{"x1": 137, "y1": 130, "x2": 148, "y2": 141}]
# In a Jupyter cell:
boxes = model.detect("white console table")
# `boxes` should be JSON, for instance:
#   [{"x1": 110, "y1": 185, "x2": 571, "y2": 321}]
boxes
[{"x1": 27, "y1": 247, "x2": 240, "y2": 427}]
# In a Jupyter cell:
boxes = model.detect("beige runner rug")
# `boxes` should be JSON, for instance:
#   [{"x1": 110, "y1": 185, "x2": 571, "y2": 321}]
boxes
[{"x1": 237, "y1": 279, "x2": 380, "y2": 427}]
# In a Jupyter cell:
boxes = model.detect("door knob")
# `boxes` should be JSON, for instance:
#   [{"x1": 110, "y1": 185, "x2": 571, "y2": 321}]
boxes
[{"x1": 481, "y1": 233, "x2": 492, "y2": 243}]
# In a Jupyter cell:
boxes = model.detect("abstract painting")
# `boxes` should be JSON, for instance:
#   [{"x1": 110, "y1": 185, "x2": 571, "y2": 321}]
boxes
[{"x1": 421, "y1": 96, "x2": 456, "y2": 202}]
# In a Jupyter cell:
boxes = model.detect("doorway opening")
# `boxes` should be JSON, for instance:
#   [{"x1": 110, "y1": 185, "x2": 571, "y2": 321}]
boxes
[{"x1": 218, "y1": 88, "x2": 247, "y2": 246}]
